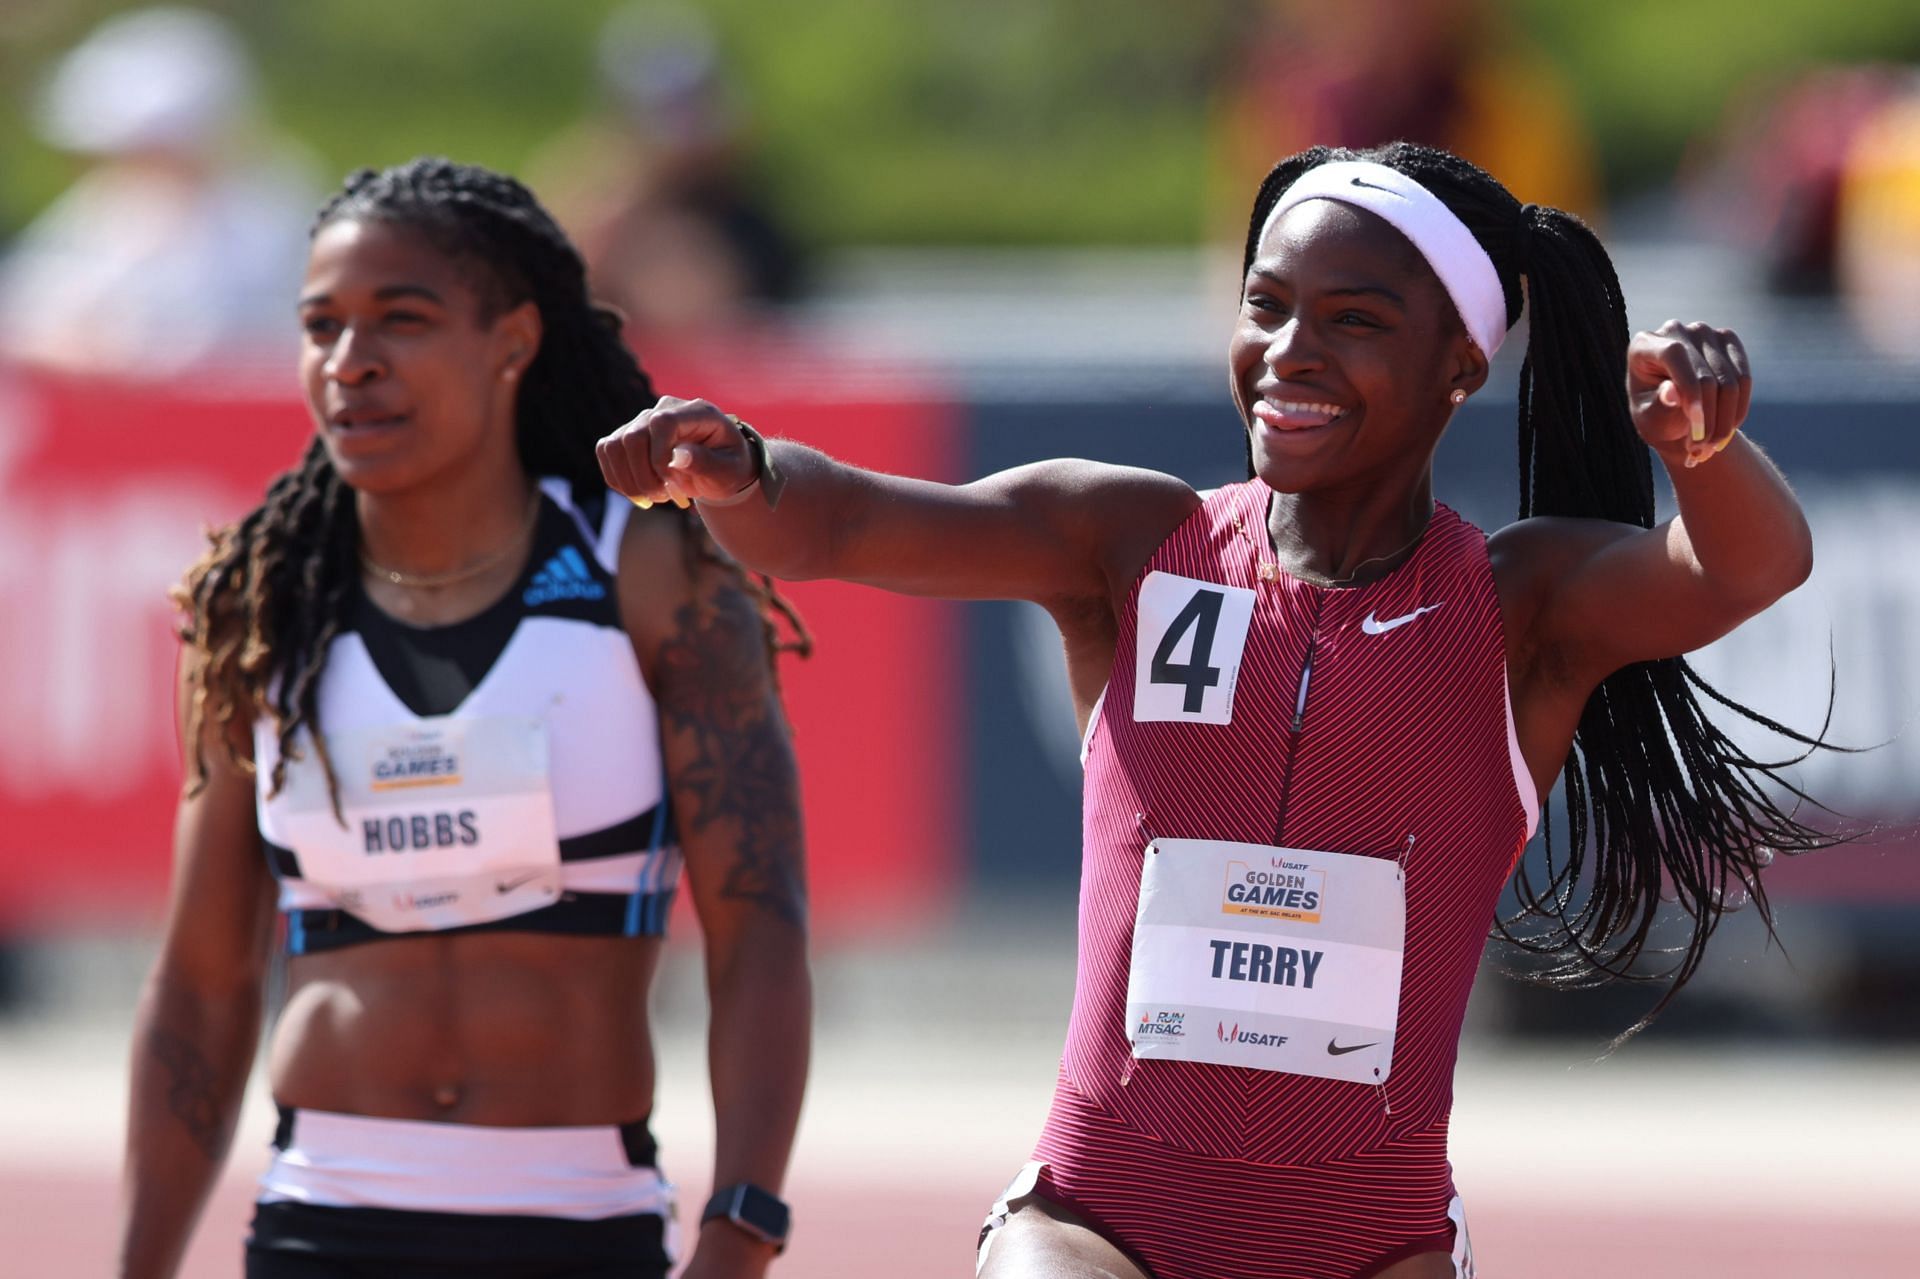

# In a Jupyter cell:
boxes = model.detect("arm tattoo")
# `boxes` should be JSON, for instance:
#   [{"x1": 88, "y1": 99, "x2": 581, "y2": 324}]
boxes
[
  {"x1": 656, "y1": 589, "x2": 807, "y2": 926},
  {"x1": 148, "y1": 1027, "x2": 224, "y2": 1160}
]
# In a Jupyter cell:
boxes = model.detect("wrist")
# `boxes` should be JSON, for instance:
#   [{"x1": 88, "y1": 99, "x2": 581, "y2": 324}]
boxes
[
  {"x1": 701, "y1": 1182, "x2": 791, "y2": 1254},
  {"x1": 695, "y1": 417, "x2": 785, "y2": 510},
  {"x1": 695, "y1": 1217, "x2": 779, "y2": 1275}
]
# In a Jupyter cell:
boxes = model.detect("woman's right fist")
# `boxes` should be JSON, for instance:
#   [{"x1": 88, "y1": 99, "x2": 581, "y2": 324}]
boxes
[{"x1": 596, "y1": 396, "x2": 755, "y2": 508}]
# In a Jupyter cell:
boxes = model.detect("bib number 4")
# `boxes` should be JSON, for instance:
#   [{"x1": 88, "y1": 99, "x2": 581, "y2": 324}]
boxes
[{"x1": 1134, "y1": 573, "x2": 1257, "y2": 724}]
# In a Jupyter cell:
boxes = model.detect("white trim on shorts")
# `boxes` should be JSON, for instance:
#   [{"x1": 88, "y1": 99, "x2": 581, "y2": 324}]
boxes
[
  {"x1": 258, "y1": 1108, "x2": 678, "y2": 1228},
  {"x1": 976, "y1": 1160, "x2": 1045, "y2": 1274},
  {"x1": 1448, "y1": 1192, "x2": 1475, "y2": 1278}
]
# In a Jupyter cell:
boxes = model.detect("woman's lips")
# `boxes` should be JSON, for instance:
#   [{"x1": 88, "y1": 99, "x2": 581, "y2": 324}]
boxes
[{"x1": 1252, "y1": 397, "x2": 1348, "y2": 431}]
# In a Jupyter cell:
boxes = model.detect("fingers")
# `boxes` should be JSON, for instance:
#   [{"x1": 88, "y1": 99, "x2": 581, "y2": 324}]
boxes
[
  {"x1": 1718, "y1": 329, "x2": 1754, "y2": 436},
  {"x1": 598, "y1": 395, "x2": 755, "y2": 506},
  {"x1": 1643, "y1": 320, "x2": 1752, "y2": 468},
  {"x1": 1656, "y1": 320, "x2": 1715, "y2": 445},
  {"x1": 597, "y1": 404, "x2": 672, "y2": 506}
]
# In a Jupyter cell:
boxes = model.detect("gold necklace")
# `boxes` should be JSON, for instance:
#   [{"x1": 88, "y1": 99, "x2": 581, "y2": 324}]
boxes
[
  {"x1": 1266, "y1": 515, "x2": 1432, "y2": 589},
  {"x1": 359, "y1": 491, "x2": 541, "y2": 590}
]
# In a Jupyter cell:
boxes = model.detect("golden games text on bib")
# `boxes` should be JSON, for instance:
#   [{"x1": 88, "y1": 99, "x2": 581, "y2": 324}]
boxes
[
  {"x1": 270, "y1": 715, "x2": 563, "y2": 933},
  {"x1": 1125, "y1": 838, "x2": 1405, "y2": 1085}
]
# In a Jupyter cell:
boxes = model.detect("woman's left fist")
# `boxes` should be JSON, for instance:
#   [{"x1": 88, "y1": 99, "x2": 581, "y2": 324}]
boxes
[{"x1": 1627, "y1": 320, "x2": 1753, "y2": 468}]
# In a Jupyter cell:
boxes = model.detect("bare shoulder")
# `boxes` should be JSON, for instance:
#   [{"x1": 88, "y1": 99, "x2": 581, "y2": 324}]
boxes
[
  {"x1": 992, "y1": 459, "x2": 1199, "y2": 601},
  {"x1": 612, "y1": 502, "x2": 700, "y2": 663},
  {"x1": 997, "y1": 457, "x2": 1197, "y2": 518},
  {"x1": 1487, "y1": 515, "x2": 1640, "y2": 673}
]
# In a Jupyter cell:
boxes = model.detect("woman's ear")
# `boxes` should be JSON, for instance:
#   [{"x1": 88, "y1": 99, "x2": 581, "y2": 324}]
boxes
[
  {"x1": 1447, "y1": 331, "x2": 1491, "y2": 404},
  {"x1": 494, "y1": 299, "x2": 543, "y2": 381}
]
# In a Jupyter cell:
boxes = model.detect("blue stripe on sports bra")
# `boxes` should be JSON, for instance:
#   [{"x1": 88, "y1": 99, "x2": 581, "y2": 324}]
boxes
[{"x1": 626, "y1": 767, "x2": 675, "y2": 937}]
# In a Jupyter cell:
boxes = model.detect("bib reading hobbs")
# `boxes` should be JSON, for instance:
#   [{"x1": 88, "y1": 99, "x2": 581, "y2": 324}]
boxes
[{"x1": 268, "y1": 715, "x2": 563, "y2": 933}]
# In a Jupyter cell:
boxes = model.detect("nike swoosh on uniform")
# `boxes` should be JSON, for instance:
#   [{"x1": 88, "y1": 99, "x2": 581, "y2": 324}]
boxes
[
  {"x1": 1360, "y1": 604, "x2": 1443, "y2": 635},
  {"x1": 495, "y1": 873, "x2": 542, "y2": 894},
  {"x1": 1327, "y1": 1039, "x2": 1379, "y2": 1056},
  {"x1": 1350, "y1": 176, "x2": 1397, "y2": 194}
]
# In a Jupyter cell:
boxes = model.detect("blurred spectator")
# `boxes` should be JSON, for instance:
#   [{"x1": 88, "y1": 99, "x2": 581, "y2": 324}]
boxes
[
  {"x1": 1213, "y1": 0, "x2": 1600, "y2": 225},
  {"x1": 1837, "y1": 76, "x2": 1920, "y2": 361},
  {"x1": 529, "y1": 1, "x2": 804, "y2": 336},
  {"x1": 1684, "y1": 65, "x2": 1912, "y2": 297},
  {"x1": 0, "y1": 6, "x2": 316, "y2": 378}
]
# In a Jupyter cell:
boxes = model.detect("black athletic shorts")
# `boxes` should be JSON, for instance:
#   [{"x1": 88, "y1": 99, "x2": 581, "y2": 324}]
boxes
[{"x1": 244, "y1": 1200, "x2": 673, "y2": 1278}]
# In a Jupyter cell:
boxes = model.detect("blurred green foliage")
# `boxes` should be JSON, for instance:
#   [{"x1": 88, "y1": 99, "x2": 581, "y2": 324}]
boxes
[{"x1": 2, "y1": 0, "x2": 1917, "y2": 246}]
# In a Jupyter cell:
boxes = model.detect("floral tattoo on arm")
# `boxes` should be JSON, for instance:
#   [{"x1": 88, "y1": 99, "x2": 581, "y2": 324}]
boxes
[{"x1": 656, "y1": 585, "x2": 807, "y2": 927}]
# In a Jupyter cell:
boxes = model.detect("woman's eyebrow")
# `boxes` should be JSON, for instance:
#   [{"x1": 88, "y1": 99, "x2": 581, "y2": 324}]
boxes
[
  {"x1": 1322, "y1": 284, "x2": 1406, "y2": 307},
  {"x1": 296, "y1": 283, "x2": 446, "y2": 308},
  {"x1": 1246, "y1": 267, "x2": 1405, "y2": 308}
]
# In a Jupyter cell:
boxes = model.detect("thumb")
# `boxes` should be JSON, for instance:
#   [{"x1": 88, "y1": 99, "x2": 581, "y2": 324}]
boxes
[{"x1": 664, "y1": 440, "x2": 752, "y2": 498}]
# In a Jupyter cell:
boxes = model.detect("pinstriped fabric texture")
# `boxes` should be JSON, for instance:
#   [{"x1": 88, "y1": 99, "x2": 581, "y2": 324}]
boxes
[{"x1": 1032, "y1": 481, "x2": 1527, "y2": 1279}]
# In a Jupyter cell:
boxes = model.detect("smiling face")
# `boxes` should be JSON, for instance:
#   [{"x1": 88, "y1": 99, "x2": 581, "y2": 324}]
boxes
[
  {"x1": 298, "y1": 217, "x2": 539, "y2": 496},
  {"x1": 1231, "y1": 198, "x2": 1486, "y2": 495}
]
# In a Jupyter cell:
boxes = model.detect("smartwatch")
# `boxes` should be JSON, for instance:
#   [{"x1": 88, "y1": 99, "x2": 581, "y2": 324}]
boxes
[
  {"x1": 728, "y1": 417, "x2": 787, "y2": 509},
  {"x1": 701, "y1": 1182, "x2": 791, "y2": 1252}
]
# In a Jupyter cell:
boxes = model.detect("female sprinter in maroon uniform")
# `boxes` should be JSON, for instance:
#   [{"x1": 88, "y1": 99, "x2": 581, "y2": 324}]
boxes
[
  {"x1": 123, "y1": 160, "x2": 807, "y2": 1279},
  {"x1": 597, "y1": 143, "x2": 1832, "y2": 1279}
]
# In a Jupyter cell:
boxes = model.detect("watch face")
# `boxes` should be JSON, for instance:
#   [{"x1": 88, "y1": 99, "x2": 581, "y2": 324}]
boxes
[{"x1": 706, "y1": 1184, "x2": 791, "y2": 1247}]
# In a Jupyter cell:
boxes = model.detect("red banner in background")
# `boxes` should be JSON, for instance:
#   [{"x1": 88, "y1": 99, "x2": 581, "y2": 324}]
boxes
[{"x1": 0, "y1": 360, "x2": 963, "y2": 936}]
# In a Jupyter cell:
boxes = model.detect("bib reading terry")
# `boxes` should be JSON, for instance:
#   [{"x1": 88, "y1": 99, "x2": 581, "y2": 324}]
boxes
[{"x1": 1127, "y1": 837, "x2": 1404, "y2": 1084}]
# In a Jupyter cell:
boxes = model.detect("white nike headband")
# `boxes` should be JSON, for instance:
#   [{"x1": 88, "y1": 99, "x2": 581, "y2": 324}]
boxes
[{"x1": 1259, "y1": 160, "x2": 1511, "y2": 357}]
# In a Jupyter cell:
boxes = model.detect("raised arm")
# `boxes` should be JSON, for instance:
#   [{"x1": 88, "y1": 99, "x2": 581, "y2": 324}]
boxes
[
  {"x1": 119, "y1": 656, "x2": 278, "y2": 1279},
  {"x1": 1495, "y1": 322, "x2": 1813, "y2": 779},
  {"x1": 596, "y1": 396, "x2": 1198, "y2": 608}
]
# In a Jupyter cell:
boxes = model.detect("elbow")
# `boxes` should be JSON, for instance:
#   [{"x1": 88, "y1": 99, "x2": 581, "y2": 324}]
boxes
[
  {"x1": 1775, "y1": 515, "x2": 1815, "y2": 597},
  {"x1": 1720, "y1": 526, "x2": 1812, "y2": 615},
  {"x1": 1784, "y1": 535, "x2": 1814, "y2": 595}
]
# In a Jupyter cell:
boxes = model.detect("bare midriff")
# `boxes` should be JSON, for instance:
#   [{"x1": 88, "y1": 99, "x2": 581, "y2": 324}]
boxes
[{"x1": 269, "y1": 931, "x2": 664, "y2": 1126}]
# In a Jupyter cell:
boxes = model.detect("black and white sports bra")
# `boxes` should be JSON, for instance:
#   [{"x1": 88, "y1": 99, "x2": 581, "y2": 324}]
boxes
[{"x1": 254, "y1": 479, "x2": 679, "y2": 954}]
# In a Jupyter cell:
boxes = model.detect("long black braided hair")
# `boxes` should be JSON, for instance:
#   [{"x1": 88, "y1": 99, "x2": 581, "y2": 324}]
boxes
[
  {"x1": 1241, "y1": 141, "x2": 1844, "y2": 1034},
  {"x1": 176, "y1": 157, "x2": 808, "y2": 806}
]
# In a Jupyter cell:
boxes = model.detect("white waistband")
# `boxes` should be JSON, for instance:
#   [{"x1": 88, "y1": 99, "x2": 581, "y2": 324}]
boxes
[{"x1": 258, "y1": 1108, "x2": 677, "y2": 1222}]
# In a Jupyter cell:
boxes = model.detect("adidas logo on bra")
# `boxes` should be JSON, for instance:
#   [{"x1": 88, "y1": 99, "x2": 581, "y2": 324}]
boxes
[{"x1": 523, "y1": 546, "x2": 608, "y2": 607}]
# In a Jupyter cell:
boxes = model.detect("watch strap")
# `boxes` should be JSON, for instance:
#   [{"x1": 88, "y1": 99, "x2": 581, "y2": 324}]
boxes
[
  {"x1": 729, "y1": 417, "x2": 787, "y2": 510},
  {"x1": 701, "y1": 1182, "x2": 791, "y2": 1252}
]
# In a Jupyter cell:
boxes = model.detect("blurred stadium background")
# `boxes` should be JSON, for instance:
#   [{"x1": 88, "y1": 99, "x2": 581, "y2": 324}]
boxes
[{"x1": 2, "y1": 1, "x2": 1918, "y2": 1274}]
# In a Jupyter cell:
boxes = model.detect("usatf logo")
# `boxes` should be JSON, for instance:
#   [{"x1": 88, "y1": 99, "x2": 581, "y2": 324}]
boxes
[
  {"x1": 1222, "y1": 857, "x2": 1324, "y2": 923},
  {"x1": 1136, "y1": 1010, "x2": 1186, "y2": 1038},
  {"x1": 524, "y1": 547, "x2": 608, "y2": 606},
  {"x1": 371, "y1": 733, "x2": 462, "y2": 792},
  {"x1": 390, "y1": 889, "x2": 459, "y2": 912},
  {"x1": 1217, "y1": 1021, "x2": 1290, "y2": 1048}
]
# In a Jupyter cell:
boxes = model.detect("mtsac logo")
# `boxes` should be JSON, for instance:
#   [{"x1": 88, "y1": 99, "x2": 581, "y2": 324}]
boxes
[
  {"x1": 1217, "y1": 1022, "x2": 1289, "y2": 1048},
  {"x1": 1222, "y1": 859, "x2": 1324, "y2": 923},
  {"x1": 524, "y1": 547, "x2": 608, "y2": 606},
  {"x1": 370, "y1": 737, "x2": 462, "y2": 791},
  {"x1": 1136, "y1": 1010, "x2": 1186, "y2": 1038}
]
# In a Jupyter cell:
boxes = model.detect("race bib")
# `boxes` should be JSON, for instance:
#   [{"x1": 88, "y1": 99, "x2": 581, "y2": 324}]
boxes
[
  {"x1": 1133, "y1": 573, "x2": 1257, "y2": 725},
  {"x1": 1126, "y1": 837, "x2": 1404, "y2": 1084},
  {"x1": 271, "y1": 716, "x2": 563, "y2": 933}
]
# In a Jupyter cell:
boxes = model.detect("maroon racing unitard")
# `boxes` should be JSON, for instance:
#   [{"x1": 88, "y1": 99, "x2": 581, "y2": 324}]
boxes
[{"x1": 1030, "y1": 481, "x2": 1537, "y2": 1279}]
